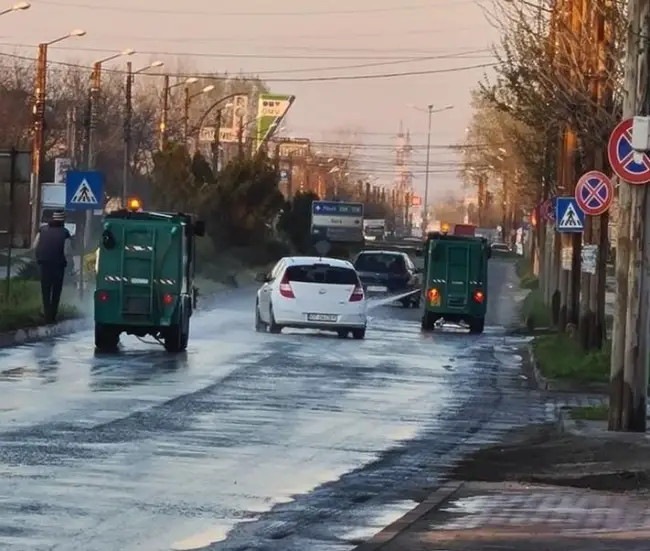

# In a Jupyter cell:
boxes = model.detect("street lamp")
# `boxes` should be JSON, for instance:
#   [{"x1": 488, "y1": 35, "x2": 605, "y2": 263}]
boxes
[
  {"x1": 407, "y1": 103, "x2": 454, "y2": 235},
  {"x1": 183, "y1": 84, "x2": 215, "y2": 140},
  {"x1": 0, "y1": 1, "x2": 30, "y2": 15},
  {"x1": 123, "y1": 60, "x2": 164, "y2": 201},
  {"x1": 30, "y1": 28, "x2": 86, "y2": 243},
  {"x1": 86, "y1": 47, "x2": 136, "y2": 165},
  {"x1": 159, "y1": 76, "x2": 198, "y2": 149}
]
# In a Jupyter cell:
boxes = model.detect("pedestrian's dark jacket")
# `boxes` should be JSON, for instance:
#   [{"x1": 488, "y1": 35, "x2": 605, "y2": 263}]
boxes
[{"x1": 34, "y1": 221, "x2": 72, "y2": 267}]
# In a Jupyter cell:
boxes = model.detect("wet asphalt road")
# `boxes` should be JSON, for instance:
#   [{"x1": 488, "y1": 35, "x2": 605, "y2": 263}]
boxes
[{"x1": 0, "y1": 259, "x2": 555, "y2": 551}]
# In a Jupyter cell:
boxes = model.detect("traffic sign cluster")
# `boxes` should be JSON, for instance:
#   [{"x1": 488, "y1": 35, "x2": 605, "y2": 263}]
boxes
[{"x1": 537, "y1": 118, "x2": 646, "y2": 234}]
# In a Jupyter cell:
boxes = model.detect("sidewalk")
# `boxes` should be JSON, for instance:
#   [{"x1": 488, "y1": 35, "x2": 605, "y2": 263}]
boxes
[{"x1": 359, "y1": 481, "x2": 650, "y2": 550}]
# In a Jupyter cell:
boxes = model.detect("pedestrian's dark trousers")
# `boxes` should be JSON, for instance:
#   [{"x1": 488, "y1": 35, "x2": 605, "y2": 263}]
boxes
[{"x1": 39, "y1": 263, "x2": 65, "y2": 323}]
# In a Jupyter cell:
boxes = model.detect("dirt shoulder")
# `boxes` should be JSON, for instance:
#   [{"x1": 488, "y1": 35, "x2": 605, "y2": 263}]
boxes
[{"x1": 450, "y1": 422, "x2": 650, "y2": 494}]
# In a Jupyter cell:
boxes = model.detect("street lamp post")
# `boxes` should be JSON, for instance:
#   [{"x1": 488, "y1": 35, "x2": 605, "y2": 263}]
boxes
[
  {"x1": 30, "y1": 28, "x2": 86, "y2": 243},
  {"x1": 159, "y1": 76, "x2": 198, "y2": 150},
  {"x1": 86, "y1": 49, "x2": 135, "y2": 170},
  {"x1": 122, "y1": 60, "x2": 163, "y2": 203},
  {"x1": 407, "y1": 103, "x2": 454, "y2": 236},
  {"x1": 0, "y1": 1, "x2": 30, "y2": 16},
  {"x1": 183, "y1": 84, "x2": 216, "y2": 141}
]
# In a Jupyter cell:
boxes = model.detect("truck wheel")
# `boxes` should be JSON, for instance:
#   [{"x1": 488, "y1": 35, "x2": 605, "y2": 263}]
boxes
[
  {"x1": 95, "y1": 323, "x2": 119, "y2": 352},
  {"x1": 421, "y1": 312, "x2": 435, "y2": 331},
  {"x1": 400, "y1": 297, "x2": 411, "y2": 308},
  {"x1": 164, "y1": 325, "x2": 187, "y2": 352},
  {"x1": 469, "y1": 317, "x2": 485, "y2": 335}
]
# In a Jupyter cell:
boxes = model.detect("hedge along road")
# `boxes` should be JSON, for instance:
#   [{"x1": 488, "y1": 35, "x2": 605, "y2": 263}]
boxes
[{"x1": 0, "y1": 259, "x2": 554, "y2": 551}]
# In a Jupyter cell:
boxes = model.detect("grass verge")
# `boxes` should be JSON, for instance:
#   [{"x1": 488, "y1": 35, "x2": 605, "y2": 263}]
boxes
[
  {"x1": 521, "y1": 289, "x2": 552, "y2": 329},
  {"x1": 569, "y1": 404, "x2": 609, "y2": 421},
  {"x1": 0, "y1": 279, "x2": 81, "y2": 332},
  {"x1": 533, "y1": 332, "x2": 610, "y2": 383},
  {"x1": 515, "y1": 256, "x2": 539, "y2": 289}
]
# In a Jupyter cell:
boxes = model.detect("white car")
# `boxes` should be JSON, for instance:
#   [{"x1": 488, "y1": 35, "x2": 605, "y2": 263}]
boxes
[{"x1": 255, "y1": 256, "x2": 367, "y2": 339}]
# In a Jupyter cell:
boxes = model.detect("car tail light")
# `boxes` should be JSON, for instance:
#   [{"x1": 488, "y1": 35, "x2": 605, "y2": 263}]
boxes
[
  {"x1": 279, "y1": 272, "x2": 295, "y2": 298},
  {"x1": 427, "y1": 288, "x2": 440, "y2": 305},
  {"x1": 473, "y1": 290, "x2": 485, "y2": 303},
  {"x1": 97, "y1": 290, "x2": 109, "y2": 302},
  {"x1": 163, "y1": 293, "x2": 174, "y2": 305},
  {"x1": 349, "y1": 284, "x2": 364, "y2": 302}
]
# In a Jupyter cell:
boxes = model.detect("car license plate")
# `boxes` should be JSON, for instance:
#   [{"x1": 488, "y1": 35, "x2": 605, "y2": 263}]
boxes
[
  {"x1": 367, "y1": 285, "x2": 387, "y2": 292},
  {"x1": 307, "y1": 313, "x2": 338, "y2": 322}
]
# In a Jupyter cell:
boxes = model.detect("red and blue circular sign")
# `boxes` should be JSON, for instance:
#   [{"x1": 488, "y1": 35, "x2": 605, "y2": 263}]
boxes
[
  {"x1": 575, "y1": 170, "x2": 613, "y2": 216},
  {"x1": 608, "y1": 118, "x2": 650, "y2": 185}
]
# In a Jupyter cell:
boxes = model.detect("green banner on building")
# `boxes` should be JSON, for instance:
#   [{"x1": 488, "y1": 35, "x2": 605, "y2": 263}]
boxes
[{"x1": 254, "y1": 93, "x2": 295, "y2": 152}]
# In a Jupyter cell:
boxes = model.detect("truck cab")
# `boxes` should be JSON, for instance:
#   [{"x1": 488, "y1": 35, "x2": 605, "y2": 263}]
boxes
[
  {"x1": 94, "y1": 200, "x2": 205, "y2": 352},
  {"x1": 421, "y1": 231, "x2": 491, "y2": 334}
]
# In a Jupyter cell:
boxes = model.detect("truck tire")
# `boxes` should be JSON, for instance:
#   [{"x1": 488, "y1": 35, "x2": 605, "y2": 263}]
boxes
[
  {"x1": 421, "y1": 312, "x2": 436, "y2": 331},
  {"x1": 469, "y1": 317, "x2": 485, "y2": 335},
  {"x1": 164, "y1": 302, "x2": 190, "y2": 352},
  {"x1": 164, "y1": 325, "x2": 188, "y2": 352},
  {"x1": 95, "y1": 323, "x2": 119, "y2": 352}
]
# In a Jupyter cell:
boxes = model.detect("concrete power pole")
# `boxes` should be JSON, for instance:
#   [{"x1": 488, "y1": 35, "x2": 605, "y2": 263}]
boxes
[
  {"x1": 30, "y1": 43, "x2": 47, "y2": 244},
  {"x1": 609, "y1": 0, "x2": 647, "y2": 432}
]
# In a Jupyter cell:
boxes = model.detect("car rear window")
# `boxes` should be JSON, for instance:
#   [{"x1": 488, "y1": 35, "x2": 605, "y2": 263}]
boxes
[
  {"x1": 285, "y1": 265, "x2": 359, "y2": 285},
  {"x1": 354, "y1": 253, "x2": 406, "y2": 273}
]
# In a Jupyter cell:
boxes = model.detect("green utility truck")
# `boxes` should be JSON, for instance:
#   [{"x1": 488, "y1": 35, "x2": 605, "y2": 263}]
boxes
[
  {"x1": 94, "y1": 205, "x2": 205, "y2": 353},
  {"x1": 421, "y1": 231, "x2": 491, "y2": 334}
]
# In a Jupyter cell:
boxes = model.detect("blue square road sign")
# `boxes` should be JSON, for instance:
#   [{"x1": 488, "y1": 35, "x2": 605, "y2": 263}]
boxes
[
  {"x1": 65, "y1": 170, "x2": 104, "y2": 211},
  {"x1": 555, "y1": 196, "x2": 585, "y2": 233}
]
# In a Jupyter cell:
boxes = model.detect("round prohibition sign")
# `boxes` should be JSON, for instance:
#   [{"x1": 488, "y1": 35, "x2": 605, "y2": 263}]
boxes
[
  {"x1": 574, "y1": 170, "x2": 613, "y2": 216},
  {"x1": 607, "y1": 118, "x2": 650, "y2": 184}
]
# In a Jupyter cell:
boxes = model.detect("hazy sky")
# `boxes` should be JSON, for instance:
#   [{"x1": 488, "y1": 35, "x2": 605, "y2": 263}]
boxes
[{"x1": 2, "y1": 0, "x2": 499, "y2": 201}]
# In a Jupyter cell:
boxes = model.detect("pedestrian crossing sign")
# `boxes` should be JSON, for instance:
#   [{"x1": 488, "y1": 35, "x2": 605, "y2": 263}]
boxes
[
  {"x1": 555, "y1": 196, "x2": 585, "y2": 233},
  {"x1": 65, "y1": 170, "x2": 104, "y2": 211},
  {"x1": 70, "y1": 179, "x2": 97, "y2": 204}
]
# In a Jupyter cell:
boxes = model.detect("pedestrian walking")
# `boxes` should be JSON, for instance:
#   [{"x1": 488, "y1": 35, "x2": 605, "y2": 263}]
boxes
[{"x1": 32, "y1": 210, "x2": 72, "y2": 323}]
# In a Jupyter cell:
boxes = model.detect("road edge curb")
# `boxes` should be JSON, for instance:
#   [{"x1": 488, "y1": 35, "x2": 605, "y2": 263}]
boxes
[
  {"x1": 351, "y1": 481, "x2": 465, "y2": 551},
  {"x1": 0, "y1": 317, "x2": 91, "y2": 349}
]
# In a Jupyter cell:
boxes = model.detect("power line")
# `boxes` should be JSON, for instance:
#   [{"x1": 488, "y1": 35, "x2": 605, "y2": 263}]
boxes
[
  {"x1": 0, "y1": 51, "x2": 496, "y2": 82},
  {"x1": 0, "y1": 42, "x2": 487, "y2": 62},
  {"x1": 40, "y1": 26, "x2": 485, "y2": 45},
  {"x1": 32, "y1": 0, "x2": 475, "y2": 16}
]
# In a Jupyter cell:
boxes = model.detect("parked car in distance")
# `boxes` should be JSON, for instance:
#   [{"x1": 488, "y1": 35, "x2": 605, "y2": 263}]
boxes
[{"x1": 352, "y1": 250, "x2": 421, "y2": 308}]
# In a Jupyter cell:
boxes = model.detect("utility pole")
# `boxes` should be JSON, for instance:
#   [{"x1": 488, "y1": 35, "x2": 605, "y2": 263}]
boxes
[
  {"x1": 159, "y1": 74, "x2": 170, "y2": 151},
  {"x1": 422, "y1": 105, "x2": 432, "y2": 237},
  {"x1": 123, "y1": 61, "x2": 133, "y2": 204},
  {"x1": 609, "y1": 0, "x2": 642, "y2": 431},
  {"x1": 237, "y1": 115, "x2": 244, "y2": 158},
  {"x1": 620, "y1": 0, "x2": 649, "y2": 432},
  {"x1": 211, "y1": 109, "x2": 222, "y2": 171},
  {"x1": 30, "y1": 43, "x2": 47, "y2": 243},
  {"x1": 183, "y1": 87, "x2": 190, "y2": 141}
]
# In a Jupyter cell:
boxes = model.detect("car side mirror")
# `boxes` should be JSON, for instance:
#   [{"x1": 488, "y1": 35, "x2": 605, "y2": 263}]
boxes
[
  {"x1": 255, "y1": 272, "x2": 270, "y2": 282},
  {"x1": 193, "y1": 220, "x2": 206, "y2": 237}
]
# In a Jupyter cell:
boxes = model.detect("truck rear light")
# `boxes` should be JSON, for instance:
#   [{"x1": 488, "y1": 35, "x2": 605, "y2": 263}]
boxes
[
  {"x1": 279, "y1": 273, "x2": 295, "y2": 298},
  {"x1": 473, "y1": 290, "x2": 485, "y2": 303},
  {"x1": 349, "y1": 284, "x2": 364, "y2": 302},
  {"x1": 97, "y1": 290, "x2": 109, "y2": 302},
  {"x1": 163, "y1": 293, "x2": 174, "y2": 305},
  {"x1": 427, "y1": 288, "x2": 440, "y2": 305}
]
